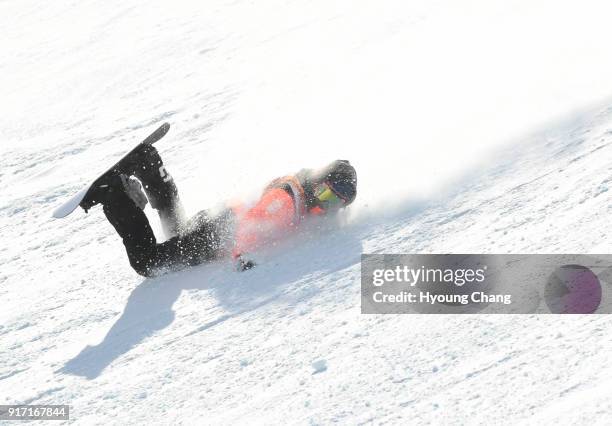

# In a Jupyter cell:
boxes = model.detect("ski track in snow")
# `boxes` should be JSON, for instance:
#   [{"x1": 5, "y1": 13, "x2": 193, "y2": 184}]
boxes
[{"x1": 2, "y1": 0, "x2": 612, "y2": 424}]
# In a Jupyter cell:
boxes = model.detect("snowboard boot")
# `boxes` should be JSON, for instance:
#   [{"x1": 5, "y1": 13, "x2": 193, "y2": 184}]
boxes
[{"x1": 126, "y1": 144, "x2": 186, "y2": 238}]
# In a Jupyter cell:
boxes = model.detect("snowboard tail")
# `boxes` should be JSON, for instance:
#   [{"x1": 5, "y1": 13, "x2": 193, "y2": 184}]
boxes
[{"x1": 52, "y1": 122, "x2": 170, "y2": 219}]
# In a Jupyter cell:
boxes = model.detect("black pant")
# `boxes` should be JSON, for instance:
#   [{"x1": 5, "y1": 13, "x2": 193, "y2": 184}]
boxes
[{"x1": 100, "y1": 150, "x2": 234, "y2": 276}]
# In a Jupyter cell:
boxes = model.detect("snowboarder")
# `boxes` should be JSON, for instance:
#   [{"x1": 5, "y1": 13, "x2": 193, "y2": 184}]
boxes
[{"x1": 82, "y1": 144, "x2": 357, "y2": 276}]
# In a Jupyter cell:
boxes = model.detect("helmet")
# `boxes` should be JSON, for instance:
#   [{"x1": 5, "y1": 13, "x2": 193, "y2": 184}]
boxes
[{"x1": 313, "y1": 160, "x2": 357, "y2": 209}]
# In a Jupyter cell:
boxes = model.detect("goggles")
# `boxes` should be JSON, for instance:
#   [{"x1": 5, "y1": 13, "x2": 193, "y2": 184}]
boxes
[{"x1": 314, "y1": 182, "x2": 345, "y2": 210}]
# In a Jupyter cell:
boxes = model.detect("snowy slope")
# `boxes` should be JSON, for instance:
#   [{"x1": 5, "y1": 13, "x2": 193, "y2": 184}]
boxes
[{"x1": 2, "y1": 0, "x2": 612, "y2": 424}]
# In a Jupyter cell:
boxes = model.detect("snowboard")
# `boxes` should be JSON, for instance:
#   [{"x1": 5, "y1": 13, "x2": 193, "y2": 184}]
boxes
[{"x1": 52, "y1": 122, "x2": 170, "y2": 218}]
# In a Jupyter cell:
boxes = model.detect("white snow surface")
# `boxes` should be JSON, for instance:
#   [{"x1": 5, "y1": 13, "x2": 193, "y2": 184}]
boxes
[{"x1": 2, "y1": 0, "x2": 612, "y2": 424}]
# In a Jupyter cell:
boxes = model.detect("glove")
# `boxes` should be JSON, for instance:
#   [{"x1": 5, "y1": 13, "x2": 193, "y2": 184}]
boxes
[{"x1": 237, "y1": 256, "x2": 256, "y2": 271}]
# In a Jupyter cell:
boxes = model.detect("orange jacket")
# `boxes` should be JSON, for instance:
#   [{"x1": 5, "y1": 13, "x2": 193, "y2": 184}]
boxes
[{"x1": 232, "y1": 176, "x2": 323, "y2": 257}]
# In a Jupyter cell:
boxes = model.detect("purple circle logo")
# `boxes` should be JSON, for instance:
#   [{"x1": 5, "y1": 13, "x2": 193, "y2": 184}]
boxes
[{"x1": 545, "y1": 264, "x2": 602, "y2": 314}]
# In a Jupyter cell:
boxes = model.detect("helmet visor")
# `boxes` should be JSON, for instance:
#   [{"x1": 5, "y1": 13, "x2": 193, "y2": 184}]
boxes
[{"x1": 314, "y1": 182, "x2": 345, "y2": 210}]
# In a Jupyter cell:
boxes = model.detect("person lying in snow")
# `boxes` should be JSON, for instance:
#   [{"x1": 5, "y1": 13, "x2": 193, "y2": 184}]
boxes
[{"x1": 80, "y1": 144, "x2": 357, "y2": 276}]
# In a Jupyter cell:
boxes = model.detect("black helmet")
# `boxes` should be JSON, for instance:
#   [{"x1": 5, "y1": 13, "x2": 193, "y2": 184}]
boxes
[{"x1": 318, "y1": 160, "x2": 357, "y2": 205}]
